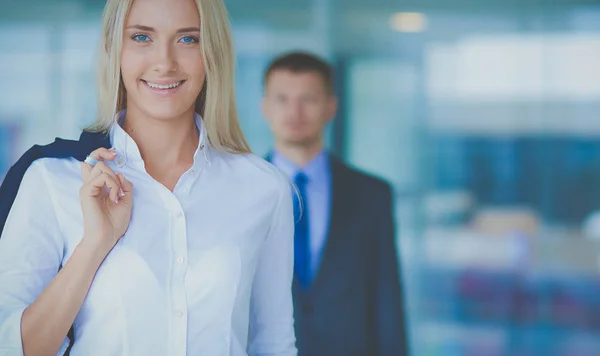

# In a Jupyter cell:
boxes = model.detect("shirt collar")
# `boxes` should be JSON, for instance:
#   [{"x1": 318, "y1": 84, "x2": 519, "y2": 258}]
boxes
[
  {"x1": 271, "y1": 149, "x2": 330, "y2": 184},
  {"x1": 109, "y1": 110, "x2": 211, "y2": 170}
]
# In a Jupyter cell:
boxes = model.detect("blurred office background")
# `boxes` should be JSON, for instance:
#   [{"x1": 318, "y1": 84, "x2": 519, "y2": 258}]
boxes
[{"x1": 3, "y1": 0, "x2": 600, "y2": 355}]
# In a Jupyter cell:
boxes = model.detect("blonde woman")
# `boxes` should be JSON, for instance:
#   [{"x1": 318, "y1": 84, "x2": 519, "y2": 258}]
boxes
[{"x1": 0, "y1": 0, "x2": 297, "y2": 355}]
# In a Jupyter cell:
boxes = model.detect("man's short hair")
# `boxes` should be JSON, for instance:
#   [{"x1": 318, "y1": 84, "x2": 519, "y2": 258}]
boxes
[{"x1": 264, "y1": 51, "x2": 334, "y2": 94}]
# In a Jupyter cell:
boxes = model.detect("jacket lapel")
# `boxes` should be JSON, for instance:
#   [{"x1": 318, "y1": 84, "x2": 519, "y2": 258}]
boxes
[{"x1": 306, "y1": 155, "x2": 354, "y2": 294}]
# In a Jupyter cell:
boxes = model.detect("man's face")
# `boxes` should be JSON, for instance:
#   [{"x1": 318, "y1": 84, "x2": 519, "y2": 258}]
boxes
[{"x1": 263, "y1": 70, "x2": 337, "y2": 147}]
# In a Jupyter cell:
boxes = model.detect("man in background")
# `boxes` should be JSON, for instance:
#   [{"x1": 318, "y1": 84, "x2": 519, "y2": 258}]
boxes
[{"x1": 262, "y1": 51, "x2": 408, "y2": 356}]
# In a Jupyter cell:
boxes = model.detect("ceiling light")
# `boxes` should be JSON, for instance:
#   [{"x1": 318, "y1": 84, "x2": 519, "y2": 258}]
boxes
[{"x1": 390, "y1": 12, "x2": 427, "y2": 33}]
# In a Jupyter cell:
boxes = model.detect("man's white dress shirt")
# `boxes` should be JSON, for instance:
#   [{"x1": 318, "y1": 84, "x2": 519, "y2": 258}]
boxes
[{"x1": 0, "y1": 114, "x2": 297, "y2": 356}]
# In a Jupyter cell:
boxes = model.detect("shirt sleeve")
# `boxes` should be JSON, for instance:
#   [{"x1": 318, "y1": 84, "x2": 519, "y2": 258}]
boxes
[
  {"x1": 247, "y1": 172, "x2": 297, "y2": 356},
  {"x1": 0, "y1": 160, "x2": 70, "y2": 355}
]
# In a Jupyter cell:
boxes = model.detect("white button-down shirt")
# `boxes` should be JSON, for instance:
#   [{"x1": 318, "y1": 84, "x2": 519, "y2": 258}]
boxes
[{"x1": 0, "y1": 115, "x2": 297, "y2": 356}]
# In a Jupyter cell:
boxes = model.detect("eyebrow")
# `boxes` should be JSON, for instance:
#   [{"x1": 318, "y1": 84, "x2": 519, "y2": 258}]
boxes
[{"x1": 125, "y1": 25, "x2": 201, "y2": 33}]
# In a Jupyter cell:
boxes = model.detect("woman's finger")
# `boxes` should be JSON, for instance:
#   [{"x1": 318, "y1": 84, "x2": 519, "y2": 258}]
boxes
[
  {"x1": 117, "y1": 173, "x2": 133, "y2": 202},
  {"x1": 91, "y1": 163, "x2": 122, "y2": 202},
  {"x1": 88, "y1": 161, "x2": 120, "y2": 187},
  {"x1": 117, "y1": 173, "x2": 133, "y2": 194},
  {"x1": 82, "y1": 173, "x2": 122, "y2": 204},
  {"x1": 82, "y1": 148, "x2": 119, "y2": 182},
  {"x1": 90, "y1": 147, "x2": 117, "y2": 162},
  {"x1": 81, "y1": 162, "x2": 93, "y2": 181}
]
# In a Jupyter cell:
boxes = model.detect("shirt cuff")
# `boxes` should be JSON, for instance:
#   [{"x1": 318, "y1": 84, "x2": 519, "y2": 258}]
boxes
[
  {"x1": 0, "y1": 307, "x2": 70, "y2": 356},
  {"x1": 0, "y1": 307, "x2": 26, "y2": 355}
]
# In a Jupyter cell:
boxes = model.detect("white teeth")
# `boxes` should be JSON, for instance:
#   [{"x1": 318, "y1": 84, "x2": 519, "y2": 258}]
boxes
[{"x1": 146, "y1": 81, "x2": 182, "y2": 89}]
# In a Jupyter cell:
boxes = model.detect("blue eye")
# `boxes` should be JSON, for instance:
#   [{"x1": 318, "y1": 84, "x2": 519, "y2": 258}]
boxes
[
  {"x1": 132, "y1": 34, "x2": 150, "y2": 42},
  {"x1": 179, "y1": 36, "x2": 199, "y2": 44}
]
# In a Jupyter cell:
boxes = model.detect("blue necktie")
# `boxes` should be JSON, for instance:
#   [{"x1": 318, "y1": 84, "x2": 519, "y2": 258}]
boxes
[{"x1": 293, "y1": 172, "x2": 311, "y2": 288}]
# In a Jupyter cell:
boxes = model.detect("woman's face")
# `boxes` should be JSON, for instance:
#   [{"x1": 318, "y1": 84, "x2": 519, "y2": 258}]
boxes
[{"x1": 120, "y1": 0, "x2": 205, "y2": 121}]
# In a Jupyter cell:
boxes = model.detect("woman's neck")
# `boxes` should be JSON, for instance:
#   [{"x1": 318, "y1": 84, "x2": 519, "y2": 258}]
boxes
[{"x1": 122, "y1": 107, "x2": 199, "y2": 173}]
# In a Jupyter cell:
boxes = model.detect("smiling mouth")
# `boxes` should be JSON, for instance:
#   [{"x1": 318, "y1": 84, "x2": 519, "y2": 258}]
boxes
[{"x1": 142, "y1": 80, "x2": 186, "y2": 90}]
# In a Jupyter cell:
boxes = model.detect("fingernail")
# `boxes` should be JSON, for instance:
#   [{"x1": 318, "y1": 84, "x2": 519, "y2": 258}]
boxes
[
  {"x1": 119, "y1": 189, "x2": 125, "y2": 197},
  {"x1": 115, "y1": 196, "x2": 119, "y2": 204}
]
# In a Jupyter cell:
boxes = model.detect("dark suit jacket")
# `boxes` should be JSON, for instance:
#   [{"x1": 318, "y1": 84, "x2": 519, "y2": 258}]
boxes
[{"x1": 269, "y1": 153, "x2": 408, "y2": 356}]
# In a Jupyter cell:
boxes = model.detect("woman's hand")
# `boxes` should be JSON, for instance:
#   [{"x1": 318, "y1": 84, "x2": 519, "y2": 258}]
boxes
[{"x1": 79, "y1": 147, "x2": 133, "y2": 258}]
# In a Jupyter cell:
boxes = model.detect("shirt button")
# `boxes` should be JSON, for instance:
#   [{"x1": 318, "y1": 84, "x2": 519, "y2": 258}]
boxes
[
  {"x1": 175, "y1": 310, "x2": 184, "y2": 318},
  {"x1": 176, "y1": 256, "x2": 184, "y2": 264},
  {"x1": 117, "y1": 158, "x2": 125, "y2": 166},
  {"x1": 175, "y1": 211, "x2": 183, "y2": 218}
]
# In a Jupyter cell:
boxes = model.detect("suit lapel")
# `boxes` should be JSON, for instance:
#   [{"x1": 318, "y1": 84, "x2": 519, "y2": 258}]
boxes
[{"x1": 307, "y1": 155, "x2": 354, "y2": 294}]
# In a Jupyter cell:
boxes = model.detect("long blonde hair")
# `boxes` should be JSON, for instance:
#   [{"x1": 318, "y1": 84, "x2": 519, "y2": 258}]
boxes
[{"x1": 88, "y1": 0, "x2": 251, "y2": 154}]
